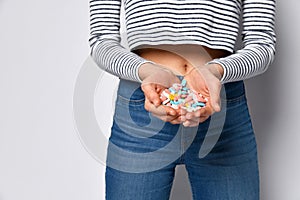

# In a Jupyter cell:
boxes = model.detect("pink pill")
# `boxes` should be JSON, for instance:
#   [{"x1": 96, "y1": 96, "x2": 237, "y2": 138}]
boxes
[{"x1": 185, "y1": 96, "x2": 193, "y2": 102}]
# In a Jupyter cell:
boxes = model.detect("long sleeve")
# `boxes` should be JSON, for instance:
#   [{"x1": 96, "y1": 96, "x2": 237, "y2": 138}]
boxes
[
  {"x1": 208, "y1": 0, "x2": 276, "y2": 84},
  {"x1": 88, "y1": 0, "x2": 152, "y2": 82}
]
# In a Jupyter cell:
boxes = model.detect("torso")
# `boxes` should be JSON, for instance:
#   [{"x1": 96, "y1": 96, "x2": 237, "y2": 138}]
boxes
[{"x1": 133, "y1": 44, "x2": 230, "y2": 76}]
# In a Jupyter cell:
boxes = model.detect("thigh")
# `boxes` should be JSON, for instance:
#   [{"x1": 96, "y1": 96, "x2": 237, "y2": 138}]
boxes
[
  {"x1": 105, "y1": 79, "x2": 181, "y2": 199},
  {"x1": 185, "y1": 159, "x2": 259, "y2": 200},
  {"x1": 106, "y1": 79, "x2": 182, "y2": 172},
  {"x1": 184, "y1": 83, "x2": 259, "y2": 200},
  {"x1": 105, "y1": 165, "x2": 176, "y2": 200}
]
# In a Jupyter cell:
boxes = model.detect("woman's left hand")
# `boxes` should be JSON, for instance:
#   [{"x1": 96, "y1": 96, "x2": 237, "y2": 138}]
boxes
[{"x1": 181, "y1": 63, "x2": 223, "y2": 126}]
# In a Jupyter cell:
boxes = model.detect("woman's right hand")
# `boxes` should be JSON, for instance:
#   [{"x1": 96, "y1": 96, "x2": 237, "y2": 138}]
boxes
[{"x1": 139, "y1": 62, "x2": 182, "y2": 124}]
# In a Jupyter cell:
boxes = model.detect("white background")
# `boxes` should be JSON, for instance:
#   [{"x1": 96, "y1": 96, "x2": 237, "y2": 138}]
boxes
[{"x1": 0, "y1": 0, "x2": 300, "y2": 200}]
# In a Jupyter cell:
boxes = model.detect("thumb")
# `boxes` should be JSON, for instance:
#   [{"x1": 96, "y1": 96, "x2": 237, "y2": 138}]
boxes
[
  {"x1": 141, "y1": 83, "x2": 161, "y2": 107},
  {"x1": 207, "y1": 82, "x2": 221, "y2": 112}
]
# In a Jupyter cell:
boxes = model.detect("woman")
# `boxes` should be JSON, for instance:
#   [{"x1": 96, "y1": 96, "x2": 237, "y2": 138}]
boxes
[{"x1": 89, "y1": 0, "x2": 276, "y2": 199}]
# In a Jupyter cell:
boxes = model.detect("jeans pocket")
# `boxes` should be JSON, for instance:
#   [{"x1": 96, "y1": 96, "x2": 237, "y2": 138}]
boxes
[
  {"x1": 116, "y1": 88, "x2": 145, "y2": 110},
  {"x1": 116, "y1": 79, "x2": 145, "y2": 106},
  {"x1": 114, "y1": 89, "x2": 152, "y2": 128},
  {"x1": 221, "y1": 80, "x2": 247, "y2": 106},
  {"x1": 222, "y1": 93, "x2": 246, "y2": 105}
]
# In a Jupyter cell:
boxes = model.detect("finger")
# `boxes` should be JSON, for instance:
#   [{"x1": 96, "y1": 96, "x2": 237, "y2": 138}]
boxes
[
  {"x1": 183, "y1": 120, "x2": 199, "y2": 127},
  {"x1": 178, "y1": 108, "x2": 187, "y2": 117},
  {"x1": 199, "y1": 115, "x2": 210, "y2": 123},
  {"x1": 145, "y1": 98, "x2": 177, "y2": 116},
  {"x1": 155, "y1": 114, "x2": 188, "y2": 125},
  {"x1": 207, "y1": 81, "x2": 221, "y2": 112},
  {"x1": 187, "y1": 116, "x2": 201, "y2": 124},
  {"x1": 181, "y1": 107, "x2": 213, "y2": 126},
  {"x1": 182, "y1": 113, "x2": 201, "y2": 126},
  {"x1": 185, "y1": 109, "x2": 201, "y2": 120},
  {"x1": 169, "y1": 116, "x2": 182, "y2": 124},
  {"x1": 142, "y1": 84, "x2": 161, "y2": 107},
  {"x1": 180, "y1": 115, "x2": 186, "y2": 122},
  {"x1": 199, "y1": 105, "x2": 214, "y2": 117},
  {"x1": 152, "y1": 112, "x2": 183, "y2": 124},
  {"x1": 160, "y1": 105, "x2": 178, "y2": 116},
  {"x1": 183, "y1": 120, "x2": 190, "y2": 127},
  {"x1": 152, "y1": 113, "x2": 178, "y2": 122}
]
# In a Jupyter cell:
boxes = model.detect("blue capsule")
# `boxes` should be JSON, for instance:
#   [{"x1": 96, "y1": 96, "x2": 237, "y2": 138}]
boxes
[{"x1": 181, "y1": 79, "x2": 187, "y2": 86}]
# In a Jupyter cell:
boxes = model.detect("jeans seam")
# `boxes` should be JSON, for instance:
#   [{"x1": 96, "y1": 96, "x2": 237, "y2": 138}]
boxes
[
  {"x1": 117, "y1": 94, "x2": 145, "y2": 103},
  {"x1": 181, "y1": 127, "x2": 185, "y2": 163},
  {"x1": 185, "y1": 167, "x2": 198, "y2": 200},
  {"x1": 221, "y1": 93, "x2": 246, "y2": 103}
]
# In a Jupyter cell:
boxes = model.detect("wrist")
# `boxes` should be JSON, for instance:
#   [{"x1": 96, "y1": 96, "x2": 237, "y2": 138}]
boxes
[
  {"x1": 138, "y1": 62, "x2": 157, "y2": 81},
  {"x1": 205, "y1": 63, "x2": 224, "y2": 81},
  {"x1": 138, "y1": 62, "x2": 171, "y2": 81}
]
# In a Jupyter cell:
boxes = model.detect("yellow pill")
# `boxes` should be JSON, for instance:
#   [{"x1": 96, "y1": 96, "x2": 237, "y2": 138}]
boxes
[{"x1": 169, "y1": 94, "x2": 175, "y2": 100}]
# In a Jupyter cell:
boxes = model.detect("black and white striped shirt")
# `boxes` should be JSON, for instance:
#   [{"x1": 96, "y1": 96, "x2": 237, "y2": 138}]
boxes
[{"x1": 89, "y1": 0, "x2": 276, "y2": 83}]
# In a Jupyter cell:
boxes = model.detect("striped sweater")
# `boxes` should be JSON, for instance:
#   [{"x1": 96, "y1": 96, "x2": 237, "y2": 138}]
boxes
[{"x1": 89, "y1": 0, "x2": 276, "y2": 83}]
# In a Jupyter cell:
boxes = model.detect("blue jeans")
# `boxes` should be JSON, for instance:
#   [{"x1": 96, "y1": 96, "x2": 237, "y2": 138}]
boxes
[{"x1": 105, "y1": 78, "x2": 259, "y2": 200}]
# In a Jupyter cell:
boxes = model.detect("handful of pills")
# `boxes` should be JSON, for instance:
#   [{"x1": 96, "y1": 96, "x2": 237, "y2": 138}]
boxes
[{"x1": 160, "y1": 79, "x2": 208, "y2": 112}]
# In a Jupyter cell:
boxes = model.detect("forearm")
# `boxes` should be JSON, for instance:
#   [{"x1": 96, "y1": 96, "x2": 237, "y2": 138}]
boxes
[
  {"x1": 208, "y1": 43, "x2": 275, "y2": 83},
  {"x1": 90, "y1": 39, "x2": 155, "y2": 82},
  {"x1": 89, "y1": 0, "x2": 155, "y2": 83}
]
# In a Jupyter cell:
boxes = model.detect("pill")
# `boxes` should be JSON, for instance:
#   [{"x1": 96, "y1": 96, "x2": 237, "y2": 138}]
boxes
[
  {"x1": 159, "y1": 79, "x2": 207, "y2": 112},
  {"x1": 163, "y1": 99, "x2": 170, "y2": 105},
  {"x1": 171, "y1": 104, "x2": 179, "y2": 109},
  {"x1": 169, "y1": 88, "x2": 176, "y2": 93},
  {"x1": 162, "y1": 90, "x2": 169, "y2": 98},
  {"x1": 196, "y1": 102, "x2": 206, "y2": 107}
]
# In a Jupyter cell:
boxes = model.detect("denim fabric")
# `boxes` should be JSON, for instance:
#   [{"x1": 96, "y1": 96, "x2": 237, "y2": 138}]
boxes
[{"x1": 105, "y1": 79, "x2": 259, "y2": 200}]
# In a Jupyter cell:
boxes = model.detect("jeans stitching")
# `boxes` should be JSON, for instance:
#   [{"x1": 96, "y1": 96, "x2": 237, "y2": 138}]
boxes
[
  {"x1": 221, "y1": 93, "x2": 246, "y2": 103},
  {"x1": 117, "y1": 94, "x2": 145, "y2": 103}
]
